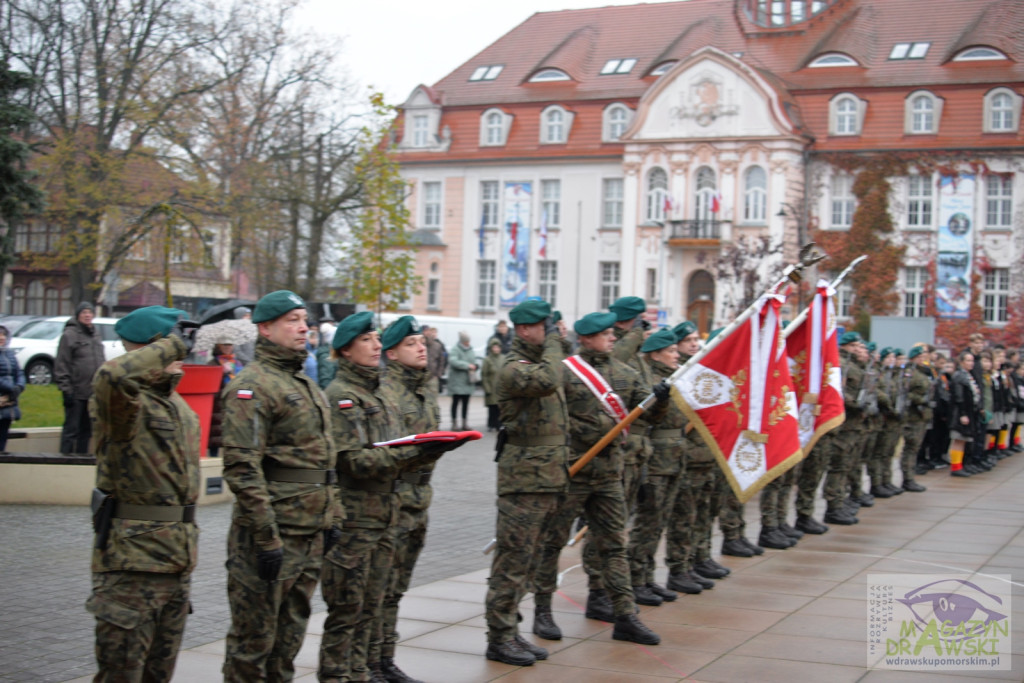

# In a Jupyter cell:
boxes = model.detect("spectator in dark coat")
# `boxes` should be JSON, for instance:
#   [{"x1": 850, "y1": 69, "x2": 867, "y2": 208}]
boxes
[
  {"x1": 0, "y1": 325, "x2": 26, "y2": 451},
  {"x1": 488, "y1": 320, "x2": 513, "y2": 354},
  {"x1": 55, "y1": 302, "x2": 105, "y2": 454},
  {"x1": 424, "y1": 325, "x2": 447, "y2": 391}
]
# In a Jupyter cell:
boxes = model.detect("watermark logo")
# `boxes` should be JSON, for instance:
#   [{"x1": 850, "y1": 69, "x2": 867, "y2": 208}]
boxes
[{"x1": 868, "y1": 573, "x2": 1011, "y2": 671}]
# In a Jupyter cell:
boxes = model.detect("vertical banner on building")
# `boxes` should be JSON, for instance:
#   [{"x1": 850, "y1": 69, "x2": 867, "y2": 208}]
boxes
[
  {"x1": 935, "y1": 174, "x2": 975, "y2": 318},
  {"x1": 501, "y1": 182, "x2": 531, "y2": 307}
]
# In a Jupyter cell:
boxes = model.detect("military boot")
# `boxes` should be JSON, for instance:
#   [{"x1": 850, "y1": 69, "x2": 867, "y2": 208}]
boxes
[
  {"x1": 688, "y1": 570, "x2": 715, "y2": 590},
  {"x1": 633, "y1": 584, "x2": 663, "y2": 606},
  {"x1": 778, "y1": 522, "x2": 804, "y2": 540},
  {"x1": 612, "y1": 613, "x2": 661, "y2": 645},
  {"x1": 694, "y1": 559, "x2": 729, "y2": 579},
  {"x1": 532, "y1": 607, "x2": 562, "y2": 640},
  {"x1": 741, "y1": 537, "x2": 766, "y2": 555},
  {"x1": 666, "y1": 572, "x2": 703, "y2": 594},
  {"x1": 585, "y1": 589, "x2": 615, "y2": 622},
  {"x1": 824, "y1": 508, "x2": 859, "y2": 525},
  {"x1": 870, "y1": 484, "x2": 895, "y2": 498},
  {"x1": 514, "y1": 635, "x2": 548, "y2": 661},
  {"x1": 795, "y1": 514, "x2": 828, "y2": 535},
  {"x1": 758, "y1": 527, "x2": 794, "y2": 550},
  {"x1": 369, "y1": 662, "x2": 388, "y2": 683},
  {"x1": 380, "y1": 657, "x2": 423, "y2": 683},
  {"x1": 648, "y1": 582, "x2": 677, "y2": 602},
  {"x1": 902, "y1": 480, "x2": 927, "y2": 492},
  {"x1": 720, "y1": 538, "x2": 753, "y2": 557},
  {"x1": 485, "y1": 639, "x2": 535, "y2": 666}
]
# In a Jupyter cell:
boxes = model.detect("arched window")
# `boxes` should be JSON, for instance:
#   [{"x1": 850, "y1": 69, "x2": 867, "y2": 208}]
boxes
[
  {"x1": 809, "y1": 53, "x2": 858, "y2": 67},
  {"x1": 835, "y1": 96, "x2": 857, "y2": 134},
  {"x1": 645, "y1": 167, "x2": 669, "y2": 222},
  {"x1": 604, "y1": 104, "x2": 631, "y2": 141},
  {"x1": 26, "y1": 280, "x2": 44, "y2": 315},
  {"x1": 989, "y1": 92, "x2": 1015, "y2": 132},
  {"x1": 529, "y1": 68, "x2": 571, "y2": 82},
  {"x1": 905, "y1": 92, "x2": 942, "y2": 134},
  {"x1": 743, "y1": 166, "x2": 767, "y2": 223},
  {"x1": 486, "y1": 112, "x2": 503, "y2": 144},
  {"x1": 694, "y1": 167, "x2": 717, "y2": 220},
  {"x1": 541, "y1": 106, "x2": 572, "y2": 144}
]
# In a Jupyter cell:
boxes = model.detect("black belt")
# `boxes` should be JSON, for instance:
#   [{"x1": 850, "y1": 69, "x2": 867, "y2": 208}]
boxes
[
  {"x1": 400, "y1": 471, "x2": 433, "y2": 485},
  {"x1": 337, "y1": 472, "x2": 401, "y2": 493},
  {"x1": 507, "y1": 434, "x2": 567, "y2": 447},
  {"x1": 650, "y1": 429, "x2": 681, "y2": 439},
  {"x1": 114, "y1": 502, "x2": 196, "y2": 523},
  {"x1": 265, "y1": 465, "x2": 337, "y2": 485}
]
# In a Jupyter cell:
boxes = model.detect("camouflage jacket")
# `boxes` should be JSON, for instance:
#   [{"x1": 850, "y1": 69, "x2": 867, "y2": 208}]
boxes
[
  {"x1": 89, "y1": 336, "x2": 200, "y2": 574},
  {"x1": 222, "y1": 336, "x2": 339, "y2": 551},
  {"x1": 645, "y1": 358, "x2": 685, "y2": 476},
  {"x1": 495, "y1": 333, "x2": 569, "y2": 496},
  {"x1": 612, "y1": 326, "x2": 653, "y2": 465},
  {"x1": 839, "y1": 348, "x2": 866, "y2": 429},
  {"x1": 678, "y1": 352, "x2": 715, "y2": 466},
  {"x1": 380, "y1": 361, "x2": 441, "y2": 512},
  {"x1": 878, "y1": 366, "x2": 904, "y2": 424},
  {"x1": 327, "y1": 358, "x2": 426, "y2": 529},
  {"x1": 905, "y1": 362, "x2": 934, "y2": 423},
  {"x1": 565, "y1": 347, "x2": 649, "y2": 485}
]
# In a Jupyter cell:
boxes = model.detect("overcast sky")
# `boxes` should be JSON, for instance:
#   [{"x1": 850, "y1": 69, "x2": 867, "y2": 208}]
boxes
[{"x1": 296, "y1": 0, "x2": 680, "y2": 105}]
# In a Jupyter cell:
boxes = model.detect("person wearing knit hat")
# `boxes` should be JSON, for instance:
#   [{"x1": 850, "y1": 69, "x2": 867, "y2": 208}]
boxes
[
  {"x1": 221, "y1": 292, "x2": 342, "y2": 681},
  {"x1": 55, "y1": 301, "x2": 105, "y2": 455},
  {"x1": 87, "y1": 307, "x2": 200, "y2": 681}
]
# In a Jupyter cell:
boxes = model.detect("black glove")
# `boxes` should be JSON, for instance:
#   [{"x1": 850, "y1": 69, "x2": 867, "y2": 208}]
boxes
[
  {"x1": 653, "y1": 380, "x2": 671, "y2": 403},
  {"x1": 421, "y1": 440, "x2": 460, "y2": 459},
  {"x1": 170, "y1": 319, "x2": 201, "y2": 354},
  {"x1": 256, "y1": 547, "x2": 283, "y2": 582},
  {"x1": 543, "y1": 315, "x2": 557, "y2": 337},
  {"x1": 323, "y1": 527, "x2": 342, "y2": 553}
]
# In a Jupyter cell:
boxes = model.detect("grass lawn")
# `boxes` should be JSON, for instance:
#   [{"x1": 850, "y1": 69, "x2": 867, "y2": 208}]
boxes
[{"x1": 15, "y1": 384, "x2": 64, "y2": 428}]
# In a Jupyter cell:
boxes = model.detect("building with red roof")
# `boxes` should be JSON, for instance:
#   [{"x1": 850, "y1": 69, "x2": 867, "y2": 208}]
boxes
[{"x1": 393, "y1": 0, "x2": 1023, "y2": 335}]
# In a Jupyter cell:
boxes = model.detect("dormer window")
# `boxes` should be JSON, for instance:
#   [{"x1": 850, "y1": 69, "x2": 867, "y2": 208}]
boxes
[
  {"x1": 399, "y1": 86, "x2": 449, "y2": 152},
  {"x1": 479, "y1": 108, "x2": 512, "y2": 147},
  {"x1": 541, "y1": 105, "x2": 574, "y2": 144},
  {"x1": 810, "y1": 53, "x2": 858, "y2": 67},
  {"x1": 954, "y1": 47, "x2": 1007, "y2": 62},
  {"x1": 649, "y1": 61, "x2": 677, "y2": 77},
  {"x1": 529, "y1": 69, "x2": 571, "y2": 82},
  {"x1": 603, "y1": 103, "x2": 633, "y2": 141},
  {"x1": 412, "y1": 115, "x2": 430, "y2": 147},
  {"x1": 600, "y1": 58, "x2": 636, "y2": 75},
  {"x1": 829, "y1": 93, "x2": 867, "y2": 136},
  {"x1": 890, "y1": 42, "x2": 930, "y2": 60},
  {"x1": 905, "y1": 90, "x2": 943, "y2": 134},
  {"x1": 469, "y1": 65, "x2": 503, "y2": 81},
  {"x1": 984, "y1": 88, "x2": 1021, "y2": 133}
]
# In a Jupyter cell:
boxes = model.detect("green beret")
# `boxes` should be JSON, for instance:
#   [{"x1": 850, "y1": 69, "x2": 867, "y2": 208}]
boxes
[
  {"x1": 641, "y1": 329, "x2": 678, "y2": 353},
  {"x1": 880, "y1": 347, "x2": 894, "y2": 359},
  {"x1": 672, "y1": 321, "x2": 698, "y2": 342},
  {"x1": 332, "y1": 311, "x2": 376, "y2": 350},
  {"x1": 609, "y1": 296, "x2": 645, "y2": 322},
  {"x1": 509, "y1": 299, "x2": 551, "y2": 325},
  {"x1": 706, "y1": 327, "x2": 725, "y2": 342},
  {"x1": 838, "y1": 331, "x2": 862, "y2": 346},
  {"x1": 866, "y1": 341, "x2": 877, "y2": 352},
  {"x1": 893, "y1": 348, "x2": 905, "y2": 357},
  {"x1": 115, "y1": 306, "x2": 186, "y2": 344},
  {"x1": 252, "y1": 290, "x2": 306, "y2": 324},
  {"x1": 574, "y1": 311, "x2": 617, "y2": 336},
  {"x1": 908, "y1": 346, "x2": 925, "y2": 359},
  {"x1": 381, "y1": 315, "x2": 422, "y2": 351},
  {"x1": 552, "y1": 311, "x2": 562, "y2": 324}
]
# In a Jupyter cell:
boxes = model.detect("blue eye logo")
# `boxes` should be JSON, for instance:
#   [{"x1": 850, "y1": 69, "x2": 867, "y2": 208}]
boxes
[{"x1": 897, "y1": 579, "x2": 1007, "y2": 639}]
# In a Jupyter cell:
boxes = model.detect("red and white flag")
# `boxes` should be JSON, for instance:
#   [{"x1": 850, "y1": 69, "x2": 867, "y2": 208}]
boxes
[
  {"x1": 671, "y1": 293, "x2": 802, "y2": 502},
  {"x1": 538, "y1": 208, "x2": 548, "y2": 259},
  {"x1": 785, "y1": 280, "x2": 845, "y2": 453},
  {"x1": 663, "y1": 194, "x2": 674, "y2": 217}
]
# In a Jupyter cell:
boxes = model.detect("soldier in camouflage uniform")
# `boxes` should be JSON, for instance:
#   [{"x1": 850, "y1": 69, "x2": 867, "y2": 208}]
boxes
[
  {"x1": 869, "y1": 348, "x2": 906, "y2": 499},
  {"x1": 86, "y1": 306, "x2": 199, "y2": 683},
  {"x1": 320, "y1": 312, "x2": 462, "y2": 683},
  {"x1": 374, "y1": 316, "x2": 442, "y2": 683},
  {"x1": 222, "y1": 291, "x2": 341, "y2": 682},
  {"x1": 899, "y1": 346, "x2": 933, "y2": 492},
  {"x1": 847, "y1": 341, "x2": 880, "y2": 509},
  {"x1": 822, "y1": 332, "x2": 868, "y2": 525},
  {"x1": 626, "y1": 329, "x2": 684, "y2": 605},
  {"x1": 532, "y1": 312, "x2": 667, "y2": 646},
  {"x1": 485, "y1": 300, "x2": 567, "y2": 666}
]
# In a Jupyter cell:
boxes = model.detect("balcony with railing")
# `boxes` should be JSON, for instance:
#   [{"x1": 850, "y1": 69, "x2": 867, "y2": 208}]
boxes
[{"x1": 666, "y1": 219, "x2": 723, "y2": 246}]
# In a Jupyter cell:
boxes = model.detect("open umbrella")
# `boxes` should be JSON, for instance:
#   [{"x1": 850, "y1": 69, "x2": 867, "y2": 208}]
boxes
[
  {"x1": 196, "y1": 299, "x2": 258, "y2": 325},
  {"x1": 192, "y1": 318, "x2": 257, "y2": 363}
]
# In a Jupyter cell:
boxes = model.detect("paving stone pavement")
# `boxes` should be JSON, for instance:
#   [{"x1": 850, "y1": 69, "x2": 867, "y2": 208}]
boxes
[{"x1": 0, "y1": 397, "x2": 498, "y2": 683}]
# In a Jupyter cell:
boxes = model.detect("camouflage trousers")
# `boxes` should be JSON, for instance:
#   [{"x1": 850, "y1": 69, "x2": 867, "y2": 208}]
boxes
[
  {"x1": 580, "y1": 461, "x2": 643, "y2": 591},
  {"x1": 823, "y1": 427, "x2": 865, "y2": 511},
  {"x1": 901, "y1": 421, "x2": 929, "y2": 482},
  {"x1": 795, "y1": 437, "x2": 831, "y2": 517},
  {"x1": 485, "y1": 492, "x2": 562, "y2": 643},
  {"x1": 716, "y1": 470, "x2": 746, "y2": 541},
  {"x1": 848, "y1": 426, "x2": 879, "y2": 498},
  {"x1": 760, "y1": 466, "x2": 797, "y2": 528},
  {"x1": 223, "y1": 525, "x2": 323, "y2": 683},
  {"x1": 320, "y1": 522, "x2": 396, "y2": 683},
  {"x1": 374, "y1": 506, "x2": 429, "y2": 660},
  {"x1": 534, "y1": 479, "x2": 634, "y2": 617},
  {"x1": 627, "y1": 471, "x2": 682, "y2": 585},
  {"x1": 871, "y1": 420, "x2": 903, "y2": 488},
  {"x1": 664, "y1": 463, "x2": 717, "y2": 573},
  {"x1": 87, "y1": 570, "x2": 190, "y2": 683}
]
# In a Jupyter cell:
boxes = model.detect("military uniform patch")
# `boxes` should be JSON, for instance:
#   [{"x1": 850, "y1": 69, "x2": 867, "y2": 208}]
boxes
[
  {"x1": 337, "y1": 399, "x2": 354, "y2": 409},
  {"x1": 237, "y1": 389, "x2": 254, "y2": 399}
]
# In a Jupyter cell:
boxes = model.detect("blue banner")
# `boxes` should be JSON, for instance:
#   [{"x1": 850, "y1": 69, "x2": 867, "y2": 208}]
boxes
[
  {"x1": 500, "y1": 182, "x2": 531, "y2": 307},
  {"x1": 935, "y1": 175, "x2": 974, "y2": 319}
]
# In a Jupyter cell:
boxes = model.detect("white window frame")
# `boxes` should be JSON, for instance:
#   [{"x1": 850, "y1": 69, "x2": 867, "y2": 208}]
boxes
[
  {"x1": 694, "y1": 166, "x2": 717, "y2": 221},
  {"x1": 645, "y1": 167, "x2": 669, "y2": 223},
  {"x1": 954, "y1": 47, "x2": 1007, "y2": 62},
  {"x1": 906, "y1": 174, "x2": 933, "y2": 229},
  {"x1": 469, "y1": 65, "x2": 503, "y2": 81},
  {"x1": 602, "y1": 178, "x2": 624, "y2": 228},
  {"x1": 477, "y1": 260, "x2": 496, "y2": 311},
  {"x1": 984, "y1": 88, "x2": 1021, "y2": 133},
  {"x1": 412, "y1": 115, "x2": 430, "y2": 147},
  {"x1": 650, "y1": 61, "x2": 677, "y2": 76},
  {"x1": 903, "y1": 267, "x2": 927, "y2": 317},
  {"x1": 538, "y1": 260, "x2": 558, "y2": 308},
  {"x1": 986, "y1": 175, "x2": 1013, "y2": 229},
  {"x1": 426, "y1": 277, "x2": 440, "y2": 310},
  {"x1": 603, "y1": 103, "x2": 632, "y2": 142},
  {"x1": 600, "y1": 58, "x2": 636, "y2": 75},
  {"x1": 529, "y1": 69, "x2": 571, "y2": 82},
  {"x1": 541, "y1": 179, "x2": 561, "y2": 228},
  {"x1": 829, "y1": 93, "x2": 865, "y2": 136},
  {"x1": 905, "y1": 91, "x2": 943, "y2": 134},
  {"x1": 810, "y1": 53, "x2": 858, "y2": 67},
  {"x1": 540, "y1": 105, "x2": 573, "y2": 144},
  {"x1": 481, "y1": 181, "x2": 499, "y2": 228},
  {"x1": 837, "y1": 280, "x2": 855, "y2": 319},
  {"x1": 480, "y1": 108, "x2": 511, "y2": 146},
  {"x1": 599, "y1": 262, "x2": 620, "y2": 309},
  {"x1": 422, "y1": 181, "x2": 442, "y2": 229},
  {"x1": 743, "y1": 166, "x2": 767, "y2": 223},
  {"x1": 830, "y1": 174, "x2": 855, "y2": 229},
  {"x1": 983, "y1": 268, "x2": 1010, "y2": 324}
]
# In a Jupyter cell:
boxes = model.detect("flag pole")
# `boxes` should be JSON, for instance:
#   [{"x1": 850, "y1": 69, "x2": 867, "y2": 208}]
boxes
[
  {"x1": 568, "y1": 243, "x2": 826, "y2": 478},
  {"x1": 781, "y1": 255, "x2": 868, "y2": 340}
]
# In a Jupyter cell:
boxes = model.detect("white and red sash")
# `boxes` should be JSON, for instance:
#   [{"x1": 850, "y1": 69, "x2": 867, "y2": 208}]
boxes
[{"x1": 562, "y1": 354, "x2": 630, "y2": 432}]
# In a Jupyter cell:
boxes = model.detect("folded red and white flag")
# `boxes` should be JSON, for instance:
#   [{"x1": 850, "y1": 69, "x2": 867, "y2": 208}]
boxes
[
  {"x1": 372, "y1": 430, "x2": 483, "y2": 447},
  {"x1": 785, "y1": 280, "x2": 845, "y2": 453},
  {"x1": 671, "y1": 293, "x2": 802, "y2": 503}
]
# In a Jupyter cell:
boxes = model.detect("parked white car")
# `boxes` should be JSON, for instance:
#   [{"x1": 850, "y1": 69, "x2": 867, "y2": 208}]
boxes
[{"x1": 8, "y1": 316, "x2": 125, "y2": 385}]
